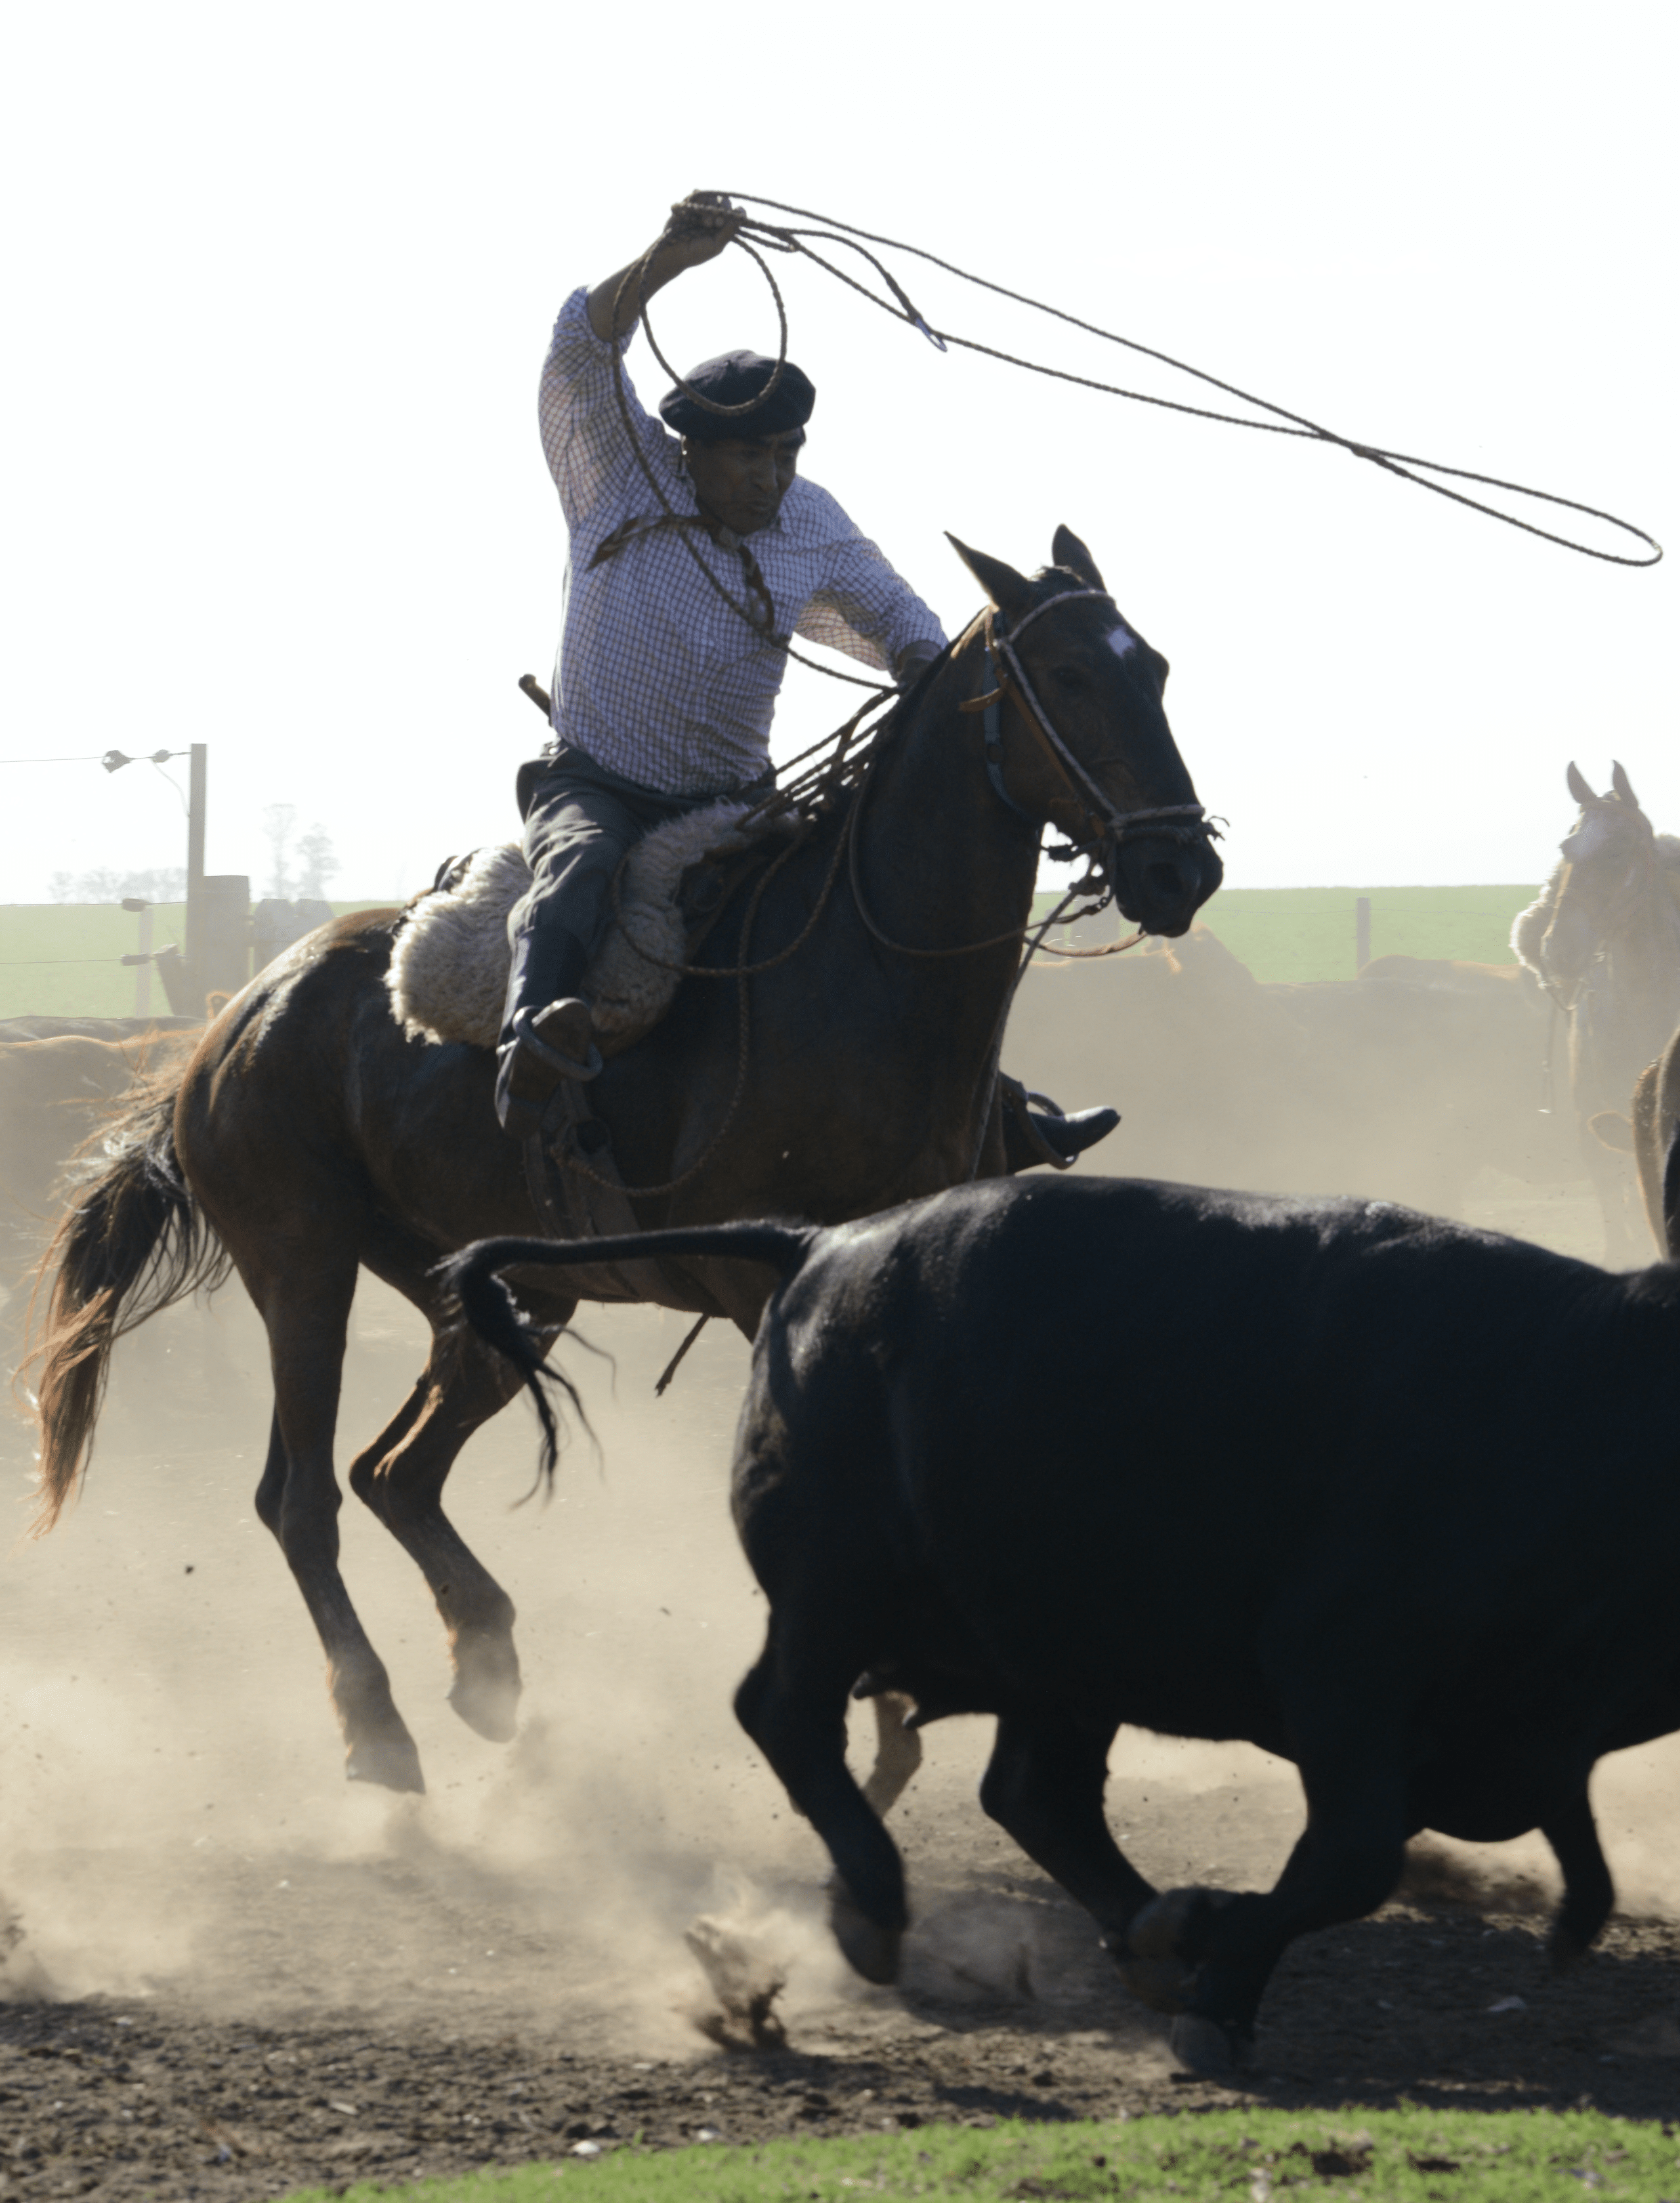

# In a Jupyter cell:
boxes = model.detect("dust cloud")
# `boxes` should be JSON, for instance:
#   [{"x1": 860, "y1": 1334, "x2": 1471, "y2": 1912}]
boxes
[{"x1": 1, "y1": 932, "x2": 1677, "y2": 2070}]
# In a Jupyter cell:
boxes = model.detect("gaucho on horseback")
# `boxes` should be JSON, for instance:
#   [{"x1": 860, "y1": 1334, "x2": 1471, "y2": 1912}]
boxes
[
  {"x1": 497, "y1": 192, "x2": 1116, "y2": 1166},
  {"x1": 26, "y1": 188, "x2": 1223, "y2": 1795}
]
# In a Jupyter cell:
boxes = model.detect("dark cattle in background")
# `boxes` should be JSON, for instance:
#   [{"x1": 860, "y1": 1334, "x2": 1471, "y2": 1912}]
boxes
[
  {"x1": 450, "y1": 1169, "x2": 1680, "y2": 2074},
  {"x1": 0, "y1": 1026, "x2": 199, "y2": 1333},
  {"x1": 1005, "y1": 927, "x2": 1573, "y2": 1217},
  {"x1": 0, "y1": 1016, "x2": 199, "y2": 1044},
  {"x1": 1356, "y1": 952, "x2": 1543, "y2": 1004}
]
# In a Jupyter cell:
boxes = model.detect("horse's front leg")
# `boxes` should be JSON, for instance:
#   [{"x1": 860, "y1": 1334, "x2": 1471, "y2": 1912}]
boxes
[
  {"x1": 350, "y1": 1316, "x2": 560, "y2": 1742},
  {"x1": 251, "y1": 1265, "x2": 425, "y2": 1792}
]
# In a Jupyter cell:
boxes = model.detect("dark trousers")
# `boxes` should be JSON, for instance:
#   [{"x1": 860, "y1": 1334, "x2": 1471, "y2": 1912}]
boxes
[{"x1": 501, "y1": 744, "x2": 755, "y2": 1041}]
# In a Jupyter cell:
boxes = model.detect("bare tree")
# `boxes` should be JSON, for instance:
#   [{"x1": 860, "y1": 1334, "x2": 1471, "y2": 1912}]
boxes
[
  {"x1": 295, "y1": 824, "x2": 339, "y2": 900},
  {"x1": 262, "y1": 803, "x2": 298, "y2": 899}
]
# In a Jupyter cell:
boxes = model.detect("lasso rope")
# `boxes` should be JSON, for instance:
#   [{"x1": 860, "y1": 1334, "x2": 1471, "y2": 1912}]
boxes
[{"x1": 695, "y1": 192, "x2": 1660, "y2": 570}]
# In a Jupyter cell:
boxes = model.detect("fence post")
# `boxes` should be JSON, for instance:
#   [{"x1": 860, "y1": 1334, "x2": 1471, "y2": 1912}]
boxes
[
  {"x1": 121, "y1": 896, "x2": 153, "y2": 1017},
  {"x1": 1355, "y1": 894, "x2": 1372, "y2": 974}
]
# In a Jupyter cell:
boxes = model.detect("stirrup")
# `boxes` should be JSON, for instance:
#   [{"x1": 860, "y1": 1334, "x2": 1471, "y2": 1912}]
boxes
[{"x1": 511, "y1": 1003, "x2": 603, "y2": 1083}]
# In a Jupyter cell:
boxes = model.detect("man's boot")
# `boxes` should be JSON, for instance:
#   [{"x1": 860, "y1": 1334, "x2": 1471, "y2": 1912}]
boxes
[
  {"x1": 999, "y1": 1074, "x2": 1120, "y2": 1172},
  {"x1": 495, "y1": 924, "x2": 603, "y2": 1141}
]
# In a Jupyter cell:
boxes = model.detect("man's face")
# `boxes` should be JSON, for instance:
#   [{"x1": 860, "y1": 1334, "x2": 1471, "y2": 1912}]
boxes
[{"x1": 684, "y1": 431, "x2": 803, "y2": 535}]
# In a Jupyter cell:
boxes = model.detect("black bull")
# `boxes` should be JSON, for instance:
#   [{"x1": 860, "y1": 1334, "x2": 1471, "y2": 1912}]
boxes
[{"x1": 449, "y1": 1170, "x2": 1680, "y2": 2072}]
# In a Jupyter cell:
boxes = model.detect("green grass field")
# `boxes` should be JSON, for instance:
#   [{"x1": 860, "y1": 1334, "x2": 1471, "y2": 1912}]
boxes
[
  {"x1": 280, "y1": 2104, "x2": 1680, "y2": 2202},
  {"x1": 1034, "y1": 885, "x2": 1540, "y2": 985},
  {"x1": 0, "y1": 887, "x2": 1539, "y2": 1021},
  {"x1": 0, "y1": 901, "x2": 396, "y2": 1020}
]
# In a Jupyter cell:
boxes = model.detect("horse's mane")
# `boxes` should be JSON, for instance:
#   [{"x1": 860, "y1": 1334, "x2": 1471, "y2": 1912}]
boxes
[{"x1": 1511, "y1": 861, "x2": 1564, "y2": 980}]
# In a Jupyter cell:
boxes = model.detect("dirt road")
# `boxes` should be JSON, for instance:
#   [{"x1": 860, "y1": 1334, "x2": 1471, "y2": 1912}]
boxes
[{"x1": 5, "y1": 1186, "x2": 1679, "y2": 2200}]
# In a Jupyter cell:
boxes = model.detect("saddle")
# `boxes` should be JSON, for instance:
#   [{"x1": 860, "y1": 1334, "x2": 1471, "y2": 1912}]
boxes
[
  {"x1": 387, "y1": 800, "x2": 798, "y2": 1301},
  {"x1": 387, "y1": 799, "x2": 794, "y2": 1055}
]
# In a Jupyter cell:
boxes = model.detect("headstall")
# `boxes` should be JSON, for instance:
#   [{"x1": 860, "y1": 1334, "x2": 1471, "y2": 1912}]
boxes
[{"x1": 963, "y1": 589, "x2": 1215, "y2": 856}]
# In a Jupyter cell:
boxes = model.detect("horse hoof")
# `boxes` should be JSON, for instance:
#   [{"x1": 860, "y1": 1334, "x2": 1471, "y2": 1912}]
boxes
[
  {"x1": 1169, "y1": 2012, "x2": 1247, "y2": 2076},
  {"x1": 448, "y1": 1669, "x2": 520, "y2": 1744},
  {"x1": 684, "y1": 1916, "x2": 788, "y2": 2050},
  {"x1": 346, "y1": 1732, "x2": 426, "y2": 1794},
  {"x1": 829, "y1": 1884, "x2": 902, "y2": 1985}
]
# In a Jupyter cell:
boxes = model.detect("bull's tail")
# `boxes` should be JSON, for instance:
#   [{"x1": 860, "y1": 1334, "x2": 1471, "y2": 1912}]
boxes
[
  {"x1": 442, "y1": 1222, "x2": 816, "y2": 1480},
  {"x1": 24, "y1": 1064, "x2": 232, "y2": 1532}
]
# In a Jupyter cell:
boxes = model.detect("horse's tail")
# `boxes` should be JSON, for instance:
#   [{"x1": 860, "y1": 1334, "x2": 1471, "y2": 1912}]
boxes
[
  {"x1": 24, "y1": 1061, "x2": 232, "y2": 1533},
  {"x1": 441, "y1": 1223, "x2": 816, "y2": 1482}
]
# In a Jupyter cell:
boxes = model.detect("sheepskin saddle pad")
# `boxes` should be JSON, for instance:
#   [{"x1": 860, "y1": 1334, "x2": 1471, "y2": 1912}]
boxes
[{"x1": 386, "y1": 799, "x2": 792, "y2": 1055}]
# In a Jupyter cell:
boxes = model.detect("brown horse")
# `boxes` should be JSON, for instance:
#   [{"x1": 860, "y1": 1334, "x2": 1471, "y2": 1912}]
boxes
[
  {"x1": 1513, "y1": 762, "x2": 1680, "y2": 1265},
  {"x1": 28, "y1": 526, "x2": 1221, "y2": 1794}
]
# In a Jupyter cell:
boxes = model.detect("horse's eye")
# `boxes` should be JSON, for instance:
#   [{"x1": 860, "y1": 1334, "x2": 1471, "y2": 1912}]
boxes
[{"x1": 1051, "y1": 666, "x2": 1085, "y2": 696}]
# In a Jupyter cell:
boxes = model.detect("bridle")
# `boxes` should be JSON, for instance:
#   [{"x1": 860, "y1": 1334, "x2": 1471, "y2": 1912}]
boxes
[{"x1": 958, "y1": 589, "x2": 1217, "y2": 859}]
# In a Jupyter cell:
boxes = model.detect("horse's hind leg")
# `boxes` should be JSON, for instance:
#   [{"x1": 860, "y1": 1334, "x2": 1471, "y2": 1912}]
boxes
[
  {"x1": 253, "y1": 1263, "x2": 425, "y2": 1793},
  {"x1": 350, "y1": 1309, "x2": 564, "y2": 1742},
  {"x1": 859, "y1": 1690, "x2": 922, "y2": 1817}
]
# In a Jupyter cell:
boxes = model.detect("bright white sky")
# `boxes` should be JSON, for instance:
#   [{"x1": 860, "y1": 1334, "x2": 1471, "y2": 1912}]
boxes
[{"x1": 3, "y1": 1, "x2": 1673, "y2": 901}]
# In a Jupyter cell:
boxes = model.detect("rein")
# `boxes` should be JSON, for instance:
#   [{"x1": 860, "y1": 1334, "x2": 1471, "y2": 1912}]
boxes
[{"x1": 556, "y1": 585, "x2": 1205, "y2": 1202}]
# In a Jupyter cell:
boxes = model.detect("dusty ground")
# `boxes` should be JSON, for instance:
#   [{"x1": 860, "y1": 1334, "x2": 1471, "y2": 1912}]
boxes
[{"x1": 6, "y1": 1179, "x2": 1678, "y2": 2201}]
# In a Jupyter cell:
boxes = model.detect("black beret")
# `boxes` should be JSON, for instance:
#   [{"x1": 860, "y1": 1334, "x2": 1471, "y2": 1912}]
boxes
[{"x1": 659, "y1": 350, "x2": 816, "y2": 442}]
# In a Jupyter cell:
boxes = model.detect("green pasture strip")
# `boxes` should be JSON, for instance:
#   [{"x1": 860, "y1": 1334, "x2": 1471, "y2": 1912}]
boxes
[
  {"x1": 1208, "y1": 886, "x2": 1542, "y2": 984},
  {"x1": 0, "y1": 900, "x2": 397, "y2": 1020},
  {"x1": 0, "y1": 887, "x2": 1540, "y2": 1018},
  {"x1": 1031, "y1": 886, "x2": 1542, "y2": 985},
  {"x1": 282, "y1": 2104, "x2": 1680, "y2": 2202},
  {"x1": 0, "y1": 902, "x2": 187, "y2": 1019}
]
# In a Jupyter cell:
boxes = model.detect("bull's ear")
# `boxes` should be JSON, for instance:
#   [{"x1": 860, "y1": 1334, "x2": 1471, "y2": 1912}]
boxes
[
  {"x1": 1612, "y1": 759, "x2": 1640, "y2": 808},
  {"x1": 946, "y1": 534, "x2": 1036, "y2": 629},
  {"x1": 1050, "y1": 524, "x2": 1106, "y2": 593},
  {"x1": 1566, "y1": 761, "x2": 1597, "y2": 808}
]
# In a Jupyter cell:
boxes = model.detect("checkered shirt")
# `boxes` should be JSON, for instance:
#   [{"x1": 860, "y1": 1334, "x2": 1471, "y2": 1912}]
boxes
[{"x1": 539, "y1": 286, "x2": 948, "y2": 796}]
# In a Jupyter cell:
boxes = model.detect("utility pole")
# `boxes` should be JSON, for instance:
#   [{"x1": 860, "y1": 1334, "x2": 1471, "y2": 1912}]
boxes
[{"x1": 184, "y1": 741, "x2": 207, "y2": 981}]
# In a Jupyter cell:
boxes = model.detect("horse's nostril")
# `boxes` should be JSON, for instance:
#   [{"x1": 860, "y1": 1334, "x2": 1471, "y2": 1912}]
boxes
[{"x1": 1145, "y1": 860, "x2": 1184, "y2": 900}]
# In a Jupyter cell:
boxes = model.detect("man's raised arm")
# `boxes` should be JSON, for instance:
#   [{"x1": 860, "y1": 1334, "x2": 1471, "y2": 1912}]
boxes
[{"x1": 587, "y1": 193, "x2": 746, "y2": 343}]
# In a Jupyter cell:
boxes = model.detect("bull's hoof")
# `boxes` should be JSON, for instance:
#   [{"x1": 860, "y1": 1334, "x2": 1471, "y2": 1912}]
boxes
[
  {"x1": 1112, "y1": 1886, "x2": 1234, "y2": 2014},
  {"x1": 828, "y1": 1883, "x2": 902, "y2": 1986},
  {"x1": 447, "y1": 1645, "x2": 522, "y2": 1743},
  {"x1": 345, "y1": 1729, "x2": 426, "y2": 1794},
  {"x1": 1549, "y1": 1921, "x2": 1597, "y2": 1973},
  {"x1": 1113, "y1": 1945, "x2": 1198, "y2": 2014},
  {"x1": 1169, "y1": 2012, "x2": 1250, "y2": 2076}
]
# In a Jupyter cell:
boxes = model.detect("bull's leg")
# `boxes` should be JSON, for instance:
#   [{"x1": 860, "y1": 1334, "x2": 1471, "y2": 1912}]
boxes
[
  {"x1": 1542, "y1": 1791, "x2": 1615, "y2": 1966},
  {"x1": 350, "y1": 1314, "x2": 562, "y2": 1744},
  {"x1": 1120, "y1": 1752, "x2": 1410, "y2": 2073},
  {"x1": 251, "y1": 1264, "x2": 425, "y2": 1793},
  {"x1": 736, "y1": 1622, "x2": 908, "y2": 1984},
  {"x1": 859, "y1": 1690, "x2": 922, "y2": 1817},
  {"x1": 978, "y1": 1713, "x2": 1156, "y2": 1942}
]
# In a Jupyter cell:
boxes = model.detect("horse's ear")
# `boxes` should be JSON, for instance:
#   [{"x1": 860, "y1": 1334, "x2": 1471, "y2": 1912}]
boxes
[
  {"x1": 1612, "y1": 759, "x2": 1640, "y2": 808},
  {"x1": 945, "y1": 534, "x2": 1036, "y2": 627},
  {"x1": 1566, "y1": 761, "x2": 1597, "y2": 808},
  {"x1": 1050, "y1": 524, "x2": 1106, "y2": 593}
]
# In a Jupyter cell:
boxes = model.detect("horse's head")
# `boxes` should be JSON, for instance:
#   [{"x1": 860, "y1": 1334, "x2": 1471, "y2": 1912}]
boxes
[
  {"x1": 1540, "y1": 759, "x2": 1658, "y2": 993},
  {"x1": 947, "y1": 526, "x2": 1222, "y2": 937}
]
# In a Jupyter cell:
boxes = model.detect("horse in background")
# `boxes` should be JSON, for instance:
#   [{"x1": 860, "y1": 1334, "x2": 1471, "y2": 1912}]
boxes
[{"x1": 1512, "y1": 761, "x2": 1680, "y2": 1265}]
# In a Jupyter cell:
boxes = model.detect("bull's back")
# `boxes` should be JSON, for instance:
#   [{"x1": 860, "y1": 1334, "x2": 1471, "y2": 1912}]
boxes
[{"x1": 759, "y1": 1176, "x2": 1680, "y2": 1745}]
